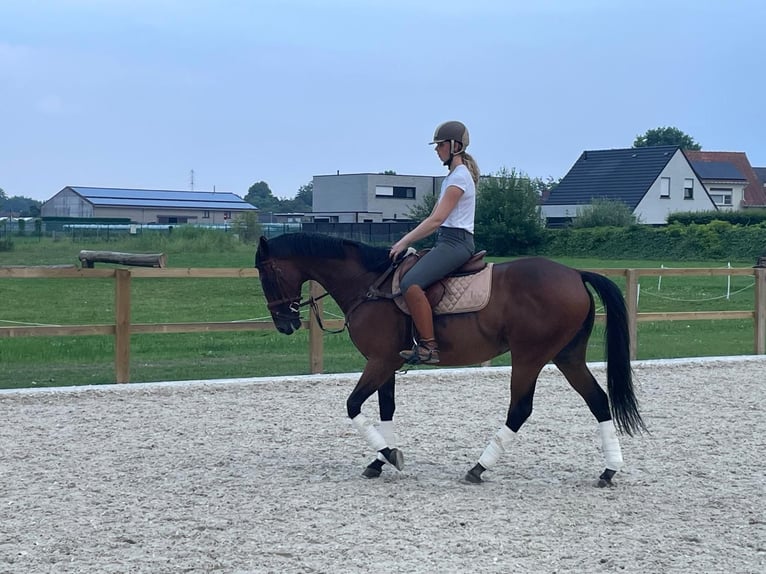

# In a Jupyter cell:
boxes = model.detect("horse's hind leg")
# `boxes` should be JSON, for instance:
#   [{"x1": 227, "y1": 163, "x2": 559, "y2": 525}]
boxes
[
  {"x1": 554, "y1": 344, "x2": 624, "y2": 487},
  {"x1": 465, "y1": 360, "x2": 544, "y2": 484},
  {"x1": 362, "y1": 374, "x2": 397, "y2": 479}
]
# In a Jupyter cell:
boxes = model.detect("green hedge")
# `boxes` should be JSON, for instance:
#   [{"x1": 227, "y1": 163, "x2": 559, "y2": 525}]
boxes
[
  {"x1": 539, "y1": 221, "x2": 766, "y2": 261},
  {"x1": 667, "y1": 210, "x2": 766, "y2": 226}
]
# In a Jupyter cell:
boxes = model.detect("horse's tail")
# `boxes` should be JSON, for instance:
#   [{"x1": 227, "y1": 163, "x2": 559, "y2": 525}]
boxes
[{"x1": 580, "y1": 271, "x2": 647, "y2": 436}]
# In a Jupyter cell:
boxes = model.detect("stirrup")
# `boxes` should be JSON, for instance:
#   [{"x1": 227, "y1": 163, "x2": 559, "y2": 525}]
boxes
[{"x1": 399, "y1": 341, "x2": 440, "y2": 365}]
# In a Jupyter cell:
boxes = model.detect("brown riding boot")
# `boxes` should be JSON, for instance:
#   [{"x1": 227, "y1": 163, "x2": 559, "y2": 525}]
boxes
[
  {"x1": 399, "y1": 286, "x2": 440, "y2": 364},
  {"x1": 400, "y1": 337, "x2": 440, "y2": 365}
]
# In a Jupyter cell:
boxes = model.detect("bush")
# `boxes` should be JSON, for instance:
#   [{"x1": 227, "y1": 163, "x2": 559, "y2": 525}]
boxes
[
  {"x1": 130, "y1": 226, "x2": 239, "y2": 253},
  {"x1": 232, "y1": 212, "x2": 263, "y2": 244},
  {"x1": 573, "y1": 199, "x2": 638, "y2": 228},
  {"x1": 475, "y1": 168, "x2": 546, "y2": 256},
  {"x1": 540, "y1": 221, "x2": 766, "y2": 261},
  {"x1": 667, "y1": 209, "x2": 766, "y2": 226}
]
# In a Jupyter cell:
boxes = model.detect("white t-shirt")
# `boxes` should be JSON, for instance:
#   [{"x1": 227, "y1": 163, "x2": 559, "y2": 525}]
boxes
[{"x1": 438, "y1": 164, "x2": 476, "y2": 233}]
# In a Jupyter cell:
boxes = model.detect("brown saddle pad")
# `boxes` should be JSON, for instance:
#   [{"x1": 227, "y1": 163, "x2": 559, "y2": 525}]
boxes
[{"x1": 392, "y1": 252, "x2": 493, "y2": 315}]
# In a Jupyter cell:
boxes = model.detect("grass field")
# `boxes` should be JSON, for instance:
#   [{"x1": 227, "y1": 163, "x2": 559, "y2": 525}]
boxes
[{"x1": 0, "y1": 233, "x2": 760, "y2": 389}]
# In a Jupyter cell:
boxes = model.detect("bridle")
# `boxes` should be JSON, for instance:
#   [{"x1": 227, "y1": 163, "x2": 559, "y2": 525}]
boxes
[
  {"x1": 258, "y1": 253, "x2": 405, "y2": 335},
  {"x1": 259, "y1": 258, "x2": 343, "y2": 333}
]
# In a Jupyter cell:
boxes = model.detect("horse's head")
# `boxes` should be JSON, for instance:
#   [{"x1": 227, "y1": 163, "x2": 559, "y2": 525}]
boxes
[{"x1": 255, "y1": 236, "x2": 303, "y2": 335}]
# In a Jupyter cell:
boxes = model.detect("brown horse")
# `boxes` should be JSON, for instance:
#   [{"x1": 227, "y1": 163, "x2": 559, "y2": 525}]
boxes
[{"x1": 255, "y1": 233, "x2": 645, "y2": 485}]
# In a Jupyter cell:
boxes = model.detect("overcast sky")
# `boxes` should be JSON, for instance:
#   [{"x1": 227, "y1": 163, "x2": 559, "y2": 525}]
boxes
[{"x1": 2, "y1": 0, "x2": 765, "y2": 203}]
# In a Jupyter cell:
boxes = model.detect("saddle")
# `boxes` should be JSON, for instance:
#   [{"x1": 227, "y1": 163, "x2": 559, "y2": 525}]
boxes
[{"x1": 391, "y1": 249, "x2": 493, "y2": 315}]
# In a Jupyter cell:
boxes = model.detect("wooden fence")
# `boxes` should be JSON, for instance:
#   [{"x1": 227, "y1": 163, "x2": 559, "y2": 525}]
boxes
[{"x1": 1, "y1": 266, "x2": 765, "y2": 383}]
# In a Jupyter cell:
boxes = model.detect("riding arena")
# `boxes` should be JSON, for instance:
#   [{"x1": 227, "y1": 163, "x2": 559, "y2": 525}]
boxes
[{"x1": 1, "y1": 357, "x2": 763, "y2": 573}]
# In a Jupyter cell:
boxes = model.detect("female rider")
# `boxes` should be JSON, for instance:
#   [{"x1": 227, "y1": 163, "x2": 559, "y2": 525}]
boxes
[{"x1": 389, "y1": 120, "x2": 480, "y2": 364}]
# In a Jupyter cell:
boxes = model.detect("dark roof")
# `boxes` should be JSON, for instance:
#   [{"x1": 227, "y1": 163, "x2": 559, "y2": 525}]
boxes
[
  {"x1": 753, "y1": 167, "x2": 766, "y2": 184},
  {"x1": 684, "y1": 151, "x2": 766, "y2": 206},
  {"x1": 543, "y1": 145, "x2": 679, "y2": 209},
  {"x1": 64, "y1": 187, "x2": 257, "y2": 211},
  {"x1": 690, "y1": 161, "x2": 746, "y2": 181}
]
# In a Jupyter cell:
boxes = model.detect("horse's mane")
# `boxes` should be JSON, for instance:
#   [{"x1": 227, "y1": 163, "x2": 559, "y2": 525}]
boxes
[{"x1": 261, "y1": 233, "x2": 391, "y2": 272}]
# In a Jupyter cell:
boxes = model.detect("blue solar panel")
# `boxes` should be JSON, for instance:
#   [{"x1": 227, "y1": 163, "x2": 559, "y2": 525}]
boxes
[
  {"x1": 68, "y1": 187, "x2": 257, "y2": 210},
  {"x1": 690, "y1": 161, "x2": 746, "y2": 181},
  {"x1": 88, "y1": 198, "x2": 257, "y2": 209}
]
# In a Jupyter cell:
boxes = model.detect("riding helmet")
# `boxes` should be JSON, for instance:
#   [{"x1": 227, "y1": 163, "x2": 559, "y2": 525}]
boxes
[{"x1": 429, "y1": 121, "x2": 470, "y2": 149}]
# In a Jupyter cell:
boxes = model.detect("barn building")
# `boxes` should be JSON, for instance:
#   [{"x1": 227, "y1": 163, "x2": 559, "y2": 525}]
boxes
[{"x1": 40, "y1": 187, "x2": 257, "y2": 225}]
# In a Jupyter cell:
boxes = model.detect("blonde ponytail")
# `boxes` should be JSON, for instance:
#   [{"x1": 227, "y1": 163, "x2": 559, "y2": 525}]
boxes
[{"x1": 462, "y1": 152, "x2": 480, "y2": 185}]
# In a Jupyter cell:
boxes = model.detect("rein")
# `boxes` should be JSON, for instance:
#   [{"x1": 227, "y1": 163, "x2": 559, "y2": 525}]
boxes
[{"x1": 262, "y1": 255, "x2": 404, "y2": 335}]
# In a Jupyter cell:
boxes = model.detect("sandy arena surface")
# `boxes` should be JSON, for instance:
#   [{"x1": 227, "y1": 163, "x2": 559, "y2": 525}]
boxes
[{"x1": 1, "y1": 357, "x2": 764, "y2": 573}]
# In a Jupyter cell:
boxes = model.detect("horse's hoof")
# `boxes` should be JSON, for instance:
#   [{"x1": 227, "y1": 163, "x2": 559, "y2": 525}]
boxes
[
  {"x1": 597, "y1": 468, "x2": 617, "y2": 488},
  {"x1": 463, "y1": 466, "x2": 484, "y2": 484},
  {"x1": 362, "y1": 466, "x2": 382, "y2": 479},
  {"x1": 386, "y1": 448, "x2": 404, "y2": 471},
  {"x1": 463, "y1": 471, "x2": 483, "y2": 484}
]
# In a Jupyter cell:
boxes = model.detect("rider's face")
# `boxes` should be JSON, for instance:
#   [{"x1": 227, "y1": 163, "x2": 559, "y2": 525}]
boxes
[{"x1": 435, "y1": 141, "x2": 450, "y2": 162}]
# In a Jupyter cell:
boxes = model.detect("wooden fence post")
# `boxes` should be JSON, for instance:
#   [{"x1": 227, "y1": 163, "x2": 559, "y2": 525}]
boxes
[
  {"x1": 625, "y1": 269, "x2": 638, "y2": 361},
  {"x1": 115, "y1": 269, "x2": 132, "y2": 383},
  {"x1": 308, "y1": 280, "x2": 324, "y2": 374},
  {"x1": 755, "y1": 268, "x2": 766, "y2": 355}
]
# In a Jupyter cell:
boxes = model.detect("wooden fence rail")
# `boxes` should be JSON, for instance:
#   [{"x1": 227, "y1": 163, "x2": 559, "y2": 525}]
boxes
[{"x1": 1, "y1": 266, "x2": 764, "y2": 383}]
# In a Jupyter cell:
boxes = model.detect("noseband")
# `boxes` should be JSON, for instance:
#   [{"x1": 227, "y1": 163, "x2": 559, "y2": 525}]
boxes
[
  {"x1": 260, "y1": 259, "x2": 302, "y2": 318},
  {"x1": 259, "y1": 258, "x2": 340, "y2": 330}
]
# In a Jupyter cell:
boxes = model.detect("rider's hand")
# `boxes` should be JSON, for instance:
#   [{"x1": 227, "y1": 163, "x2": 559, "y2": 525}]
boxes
[{"x1": 389, "y1": 240, "x2": 408, "y2": 260}]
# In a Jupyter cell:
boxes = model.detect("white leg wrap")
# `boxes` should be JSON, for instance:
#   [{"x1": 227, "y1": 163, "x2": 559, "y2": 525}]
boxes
[
  {"x1": 351, "y1": 414, "x2": 388, "y2": 451},
  {"x1": 478, "y1": 425, "x2": 515, "y2": 470},
  {"x1": 599, "y1": 420, "x2": 623, "y2": 471},
  {"x1": 376, "y1": 420, "x2": 396, "y2": 462}
]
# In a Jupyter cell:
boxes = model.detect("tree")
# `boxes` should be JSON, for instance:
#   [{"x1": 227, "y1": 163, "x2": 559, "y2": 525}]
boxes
[
  {"x1": 3, "y1": 196, "x2": 41, "y2": 217},
  {"x1": 281, "y1": 181, "x2": 312, "y2": 213},
  {"x1": 633, "y1": 127, "x2": 701, "y2": 150},
  {"x1": 407, "y1": 191, "x2": 437, "y2": 222},
  {"x1": 244, "y1": 181, "x2": 281, "y2": 213},
  {"x1": 530, "y1": 176, "x2": 560, "y2": 198},
  {"x1": 573, "y1": 198, "x2": 639, "y2": 228},
  {"x1": 0, "y1": 188, "x2": 7, "y2": 202},
  {"x1": 232, "y1": 211, "x2": 262, "y2": 244},
  {"x1": 296, "y1": 181, "x2": 312, "y2": 207},
  {"x1": 475, "y1": 168, "x2": 546, "y2": 256},
  {"x1": 277, "y1": 182, "x2": 314, "y2": 213},
  {"x1": 402, "y1": 191, "x2": 439, "y2": 247}
]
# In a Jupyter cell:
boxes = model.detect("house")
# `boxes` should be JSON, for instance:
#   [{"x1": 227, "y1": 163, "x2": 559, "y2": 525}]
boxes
[
  {"x1": 688, "y1": 160, "x2": 747, "y2": 210},
  {"x1": 541, "y1": 145, "x2": 716, "y2": 226},
  {"x1": 312, "y1": 173, "x2": 443, "y2": 222},
  {"x1": 685, "y1": 151, "x2": 766, "y2": 209},
  {"x1": 754, "y1": 167, "x2": 766, "y2": 191},
  {"x1": 40, "y1": 187, "x2": 257, "y2": 225}
]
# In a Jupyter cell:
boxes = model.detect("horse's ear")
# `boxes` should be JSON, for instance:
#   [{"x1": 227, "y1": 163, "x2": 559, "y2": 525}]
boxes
[{"x1": 258, "y1": 236, "x2": 269, "y2": 255}]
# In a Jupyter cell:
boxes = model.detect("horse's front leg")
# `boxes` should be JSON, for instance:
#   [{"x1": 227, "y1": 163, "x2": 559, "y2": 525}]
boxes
[
  {"x1": 361, "y1": 373, "x2": 396, "y2": 478},
  {"x1": 347, "y1": 362, "x2": 403, "y2": 476}
]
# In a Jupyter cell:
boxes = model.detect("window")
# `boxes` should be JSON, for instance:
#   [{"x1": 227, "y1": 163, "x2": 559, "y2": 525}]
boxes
[
  {"x1": 709, "y1": 187, "x2": 733, "y2": 206},
  {"x1": 376, "y1": 185, "x2": 416, "y2": 199},
  {"x1": 684, "y1": 178, "x2": 694, "y2": 199},
  {"x1": 660, "y1": 177, "x2": 671, "y2": 198},
  {"x1": 157, "y1": 216, "x2": 189, "y2": 224},
  {"x1": 203, "y1": 210, "x2": 210, "y2": 219},
  {"x1": 223, "y1": 211, "x2": 232, "y2": 220}
]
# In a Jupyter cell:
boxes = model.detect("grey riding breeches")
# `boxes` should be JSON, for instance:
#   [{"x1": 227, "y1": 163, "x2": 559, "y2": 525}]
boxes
[{"x1": 399, "y1": 227, "x2": 475, "y2": 293}]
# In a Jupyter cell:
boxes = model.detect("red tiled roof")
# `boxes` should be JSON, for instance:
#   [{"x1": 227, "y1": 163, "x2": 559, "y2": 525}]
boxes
[{"x1": 684, "y1": 150, "x2": 766, "y2": 207}]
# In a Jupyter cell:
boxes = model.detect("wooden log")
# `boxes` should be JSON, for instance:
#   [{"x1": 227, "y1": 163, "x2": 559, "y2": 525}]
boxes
[
  {"x1": 78, "y1": 250, "x2": 167, "y2": 268},
  {"x1": 0, "y1": 265, "x2": 77, "y2": 269}
]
